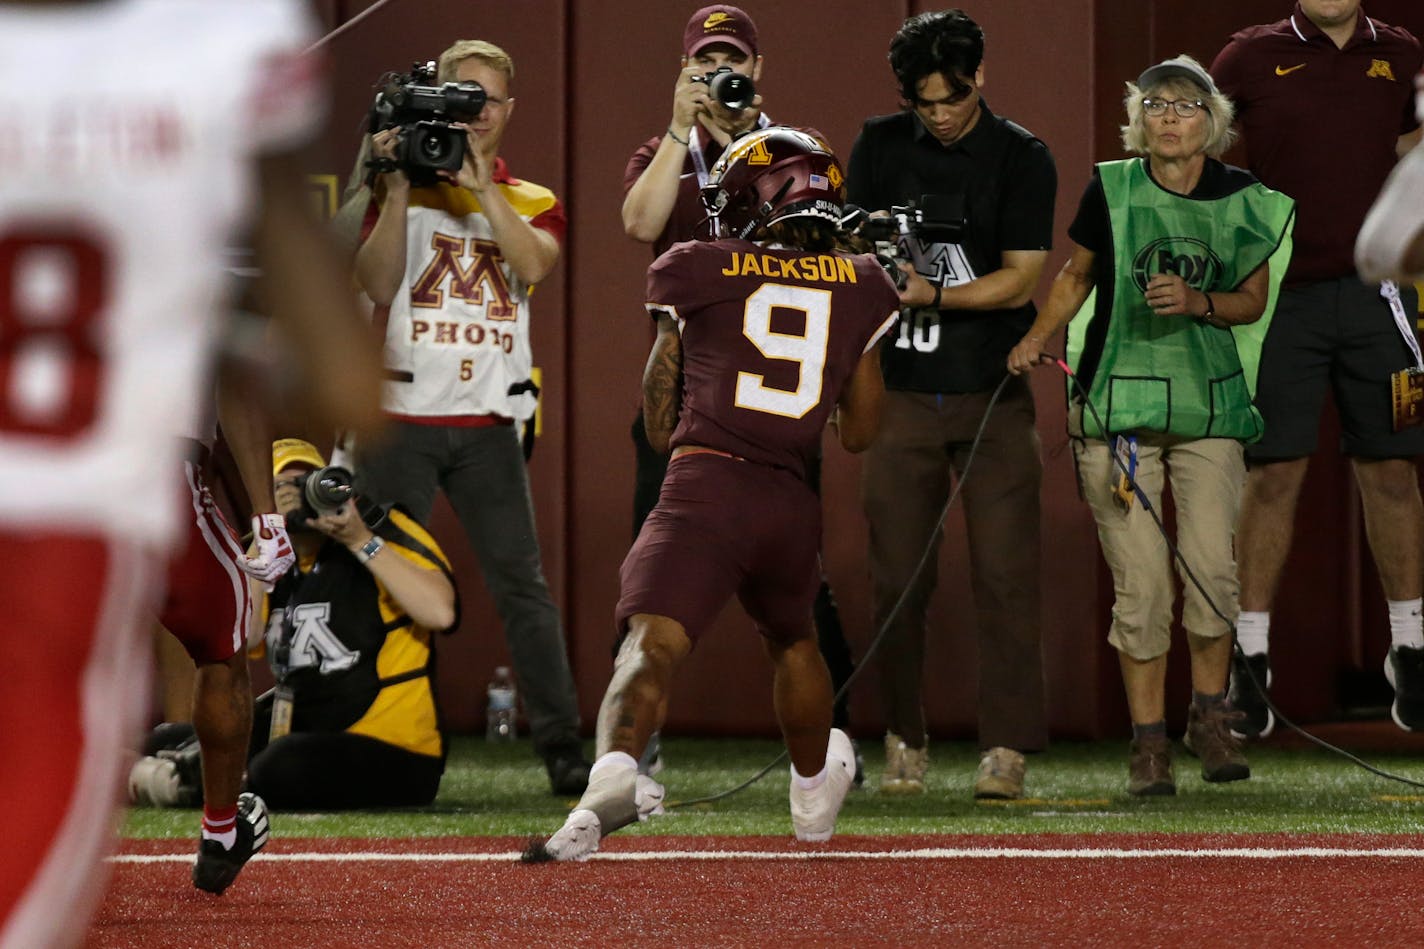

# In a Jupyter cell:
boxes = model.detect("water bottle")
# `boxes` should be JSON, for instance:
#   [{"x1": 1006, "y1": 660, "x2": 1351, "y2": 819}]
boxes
[{"x1": 486, "y1": 666, "x2": 517, "y2": 742}]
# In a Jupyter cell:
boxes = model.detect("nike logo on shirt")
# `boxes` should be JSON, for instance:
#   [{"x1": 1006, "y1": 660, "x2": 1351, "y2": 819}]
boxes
[{"x1": 1275, "y1": 63, "x2": 1307, "y2": 76}]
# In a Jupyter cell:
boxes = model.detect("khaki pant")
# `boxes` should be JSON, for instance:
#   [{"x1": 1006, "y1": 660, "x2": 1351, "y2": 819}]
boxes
[{"x1": 1074, "y1": 432, "x2": 1244, "y2": 661}]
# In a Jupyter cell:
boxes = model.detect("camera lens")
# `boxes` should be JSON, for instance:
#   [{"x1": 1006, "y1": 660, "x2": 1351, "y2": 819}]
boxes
[
  {"x1": 303, "y1": 465, "x2": 354, "y2": 516},
  {"x1": 709, "y1": 72, "x2": 755, "y2": 111},
  {"x1": 418, "y1": 130, "x2": 453, "y2": 163}
]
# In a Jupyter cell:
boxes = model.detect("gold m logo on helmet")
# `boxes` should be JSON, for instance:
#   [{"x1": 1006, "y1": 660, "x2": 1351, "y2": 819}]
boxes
[
  {"x1": 745, "y1": 139, "x2": 774, "y2": 165},
  {"x1": 827, "y1": 164, "x2": 843, "y2": 189},
  {"x1": 1366, "y1": 59, "x2": 1397, "y2": 80},
  {"x1": 704, "y1": 12, "x2": 733, "y2": 30}
]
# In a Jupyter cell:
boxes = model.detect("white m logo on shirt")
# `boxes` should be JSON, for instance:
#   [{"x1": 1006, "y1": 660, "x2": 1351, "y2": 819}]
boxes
[{"x1": 284, "y1": 602, "x2": 360, "y2": 674}]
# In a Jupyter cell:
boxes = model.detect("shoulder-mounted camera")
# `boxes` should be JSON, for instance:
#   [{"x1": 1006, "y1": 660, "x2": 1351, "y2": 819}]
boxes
[
  {"x1": 367, "y1": 61, "x2": 486, "y2": 187},
  {"x1": 844, "y1": 194, "x2": 968, "y2": 289}
]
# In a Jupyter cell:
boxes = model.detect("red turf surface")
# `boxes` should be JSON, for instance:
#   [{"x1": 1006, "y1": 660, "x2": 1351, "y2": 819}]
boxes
[{"x1": 87, "y1": 834, "x2": 1424, "y2": 947}]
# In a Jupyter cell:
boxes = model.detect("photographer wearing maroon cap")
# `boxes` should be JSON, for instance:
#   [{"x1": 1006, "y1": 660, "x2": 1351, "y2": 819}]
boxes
[
  {"x1": 623, "y1": 5, "x2": 768, "y2": 254},
  {"x1": 619, "y1": 5, "x2": 865, "y2": 782}
]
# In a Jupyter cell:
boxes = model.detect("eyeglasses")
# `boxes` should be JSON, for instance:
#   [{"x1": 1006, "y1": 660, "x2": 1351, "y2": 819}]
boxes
[{"x1": 1142, "y1": 97, "x2": 1205, "y2": 118}]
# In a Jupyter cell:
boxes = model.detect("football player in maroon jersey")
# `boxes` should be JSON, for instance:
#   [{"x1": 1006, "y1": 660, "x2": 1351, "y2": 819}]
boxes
[{"x1": 529, "y1": 129, "x2": 900, "y2": 862}]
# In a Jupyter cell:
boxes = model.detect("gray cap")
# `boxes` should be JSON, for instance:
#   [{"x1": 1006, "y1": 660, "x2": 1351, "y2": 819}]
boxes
[{"x1": 1137, "y1": 56, "x2": 1217, "y2": 96}]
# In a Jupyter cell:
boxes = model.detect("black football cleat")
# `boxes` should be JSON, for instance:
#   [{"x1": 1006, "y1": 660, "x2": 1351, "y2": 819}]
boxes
[
  {"x1": 192, "y1": 792, "x2": 270, "y2": 895},
  {"x1": 1228, "y1": 651, "x2": 1274, "y2": 739}
]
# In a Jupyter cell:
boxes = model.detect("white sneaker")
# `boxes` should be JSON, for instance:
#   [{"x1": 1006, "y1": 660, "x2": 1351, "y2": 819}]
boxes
[
  {"x1": 635, "y1": 774, "x2": 666, "y2": 820},
  {"x1": 543, "y1": 808, "x2": 601, "y2": 862},
  {"x1": 128, "y1": 756, "x2": 182, "y2": 807},
  {"x1": 790, "y1": 728, "x2": 856, "y2": 842}
]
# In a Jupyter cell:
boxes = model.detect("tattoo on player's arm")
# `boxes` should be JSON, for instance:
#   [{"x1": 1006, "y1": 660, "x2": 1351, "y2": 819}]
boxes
[{"x1": 643, "y1": 313, "x2": 683, "y2": 455}]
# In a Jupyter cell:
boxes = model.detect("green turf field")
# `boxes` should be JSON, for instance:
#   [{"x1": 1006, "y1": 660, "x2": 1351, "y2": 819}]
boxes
[{"x1": 121, "y1": 736, "x2": 1424, "y2": 840}]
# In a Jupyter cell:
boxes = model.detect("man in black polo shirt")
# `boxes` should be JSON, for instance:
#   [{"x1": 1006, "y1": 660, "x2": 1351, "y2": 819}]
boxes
[
  {"x1": 847, "y1": 8, "x2": 1054, "y2": 800},
  {"x1": 1211, "y1": 1, "x2": 1424, "y2": 738}
]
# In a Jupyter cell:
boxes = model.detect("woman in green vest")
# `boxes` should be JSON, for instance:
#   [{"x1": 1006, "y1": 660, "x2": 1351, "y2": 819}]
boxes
[{"x1": 1006, "y1": 55, "x2": 1294, "y2": 797}]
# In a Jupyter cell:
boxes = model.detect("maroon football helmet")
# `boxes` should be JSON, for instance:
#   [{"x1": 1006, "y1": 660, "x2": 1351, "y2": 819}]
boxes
[{"x1": 701, "y1": 127, "x2": 847, "y2": 240}]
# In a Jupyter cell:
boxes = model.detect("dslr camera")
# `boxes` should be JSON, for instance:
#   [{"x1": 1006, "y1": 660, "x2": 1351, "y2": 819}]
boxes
[
  {"x1": 845, "y1": 194, "x2": 968, "y2": 289},
  {"x1": 286, "y1": 465, "x2": 386, "y2": 532},
  {"x1": 368, "y1": 61, "x2": 487, "y2": 186},
  {"x1": 692, "y1": 66, "x2": 756, "y2": 112}
]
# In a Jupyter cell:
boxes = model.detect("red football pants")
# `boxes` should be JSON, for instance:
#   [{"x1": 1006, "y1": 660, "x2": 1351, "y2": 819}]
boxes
[{"x1": 0, "y1": 531, "x2": 156, "y2": 949}]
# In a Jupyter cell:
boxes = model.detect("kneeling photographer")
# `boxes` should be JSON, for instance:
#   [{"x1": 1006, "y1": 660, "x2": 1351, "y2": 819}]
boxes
[{"x1": 134, "y1": 439, "x2": 459, "y2": 810}]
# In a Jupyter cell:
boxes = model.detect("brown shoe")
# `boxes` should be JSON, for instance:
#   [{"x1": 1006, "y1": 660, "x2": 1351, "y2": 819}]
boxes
[
  {"x1": 973, "y1": 747, "x2": 1025, "y2": 800},
  {"x1": 1127, "y1": 733, "x2": 1175, "y2": 796},
  {"x1": 1183, "y1": 703, "x2": 1251, "y2": 783}
]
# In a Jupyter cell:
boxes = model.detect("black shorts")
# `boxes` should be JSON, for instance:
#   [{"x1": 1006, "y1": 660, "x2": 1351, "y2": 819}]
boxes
[
  {"x1": 1249, "y1": 277, "x2": 1424, "y2": 461},
  {"x1": 616, "y1": 452, "x2": 820, "y2": 646}
]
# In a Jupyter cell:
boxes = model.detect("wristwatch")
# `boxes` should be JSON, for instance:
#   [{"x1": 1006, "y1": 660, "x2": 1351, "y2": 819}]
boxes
[{"x1": 354, "y1": 535, "x2": 385, "y2": 564}]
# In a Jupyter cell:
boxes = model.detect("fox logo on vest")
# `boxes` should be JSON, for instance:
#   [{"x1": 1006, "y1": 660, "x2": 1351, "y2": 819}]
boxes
[
  {"x1": 279, "y1": 602, "x2": 360, "y2": 674},
  {"x1": 1131, "y1": 237, "x2": 1223, "y2": 293},
  {"x1": 410, "y1": 233, "x2": 516, "y2": 319}
]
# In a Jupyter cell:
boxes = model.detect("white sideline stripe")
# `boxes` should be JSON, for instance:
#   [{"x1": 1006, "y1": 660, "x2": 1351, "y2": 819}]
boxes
[{"x1": 110, "y1": 846, "x2": 1424, "y2": 865}]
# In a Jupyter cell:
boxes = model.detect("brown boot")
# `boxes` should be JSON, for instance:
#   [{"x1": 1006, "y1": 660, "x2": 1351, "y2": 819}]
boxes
[
  {"x1": 1183, "y1": 703, "x2": 1251, "y2": 783},
  {"x1": 1127, "y1": 733, "x2": 1175, "y2": 796}
]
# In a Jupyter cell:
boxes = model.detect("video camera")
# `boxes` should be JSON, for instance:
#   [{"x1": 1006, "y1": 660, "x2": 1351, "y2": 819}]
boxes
[
  {"x1": 844, "y1": 194, "x2": 967, "y2": 289},
  {"x1": 692, "y1": 66, "x2": 756, "y2": 112},
  {"x1": 286, "y1": 465, "x2": 387, "y2": 533},
  {"x1": 368, "y1": 61, "x2": 486, "y2": 186}
]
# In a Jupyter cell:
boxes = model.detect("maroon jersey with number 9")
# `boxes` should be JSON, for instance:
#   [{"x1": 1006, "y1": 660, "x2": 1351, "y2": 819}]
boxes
[{"x1": 645, "y1": 238, "x2": 899, "y2": 480}]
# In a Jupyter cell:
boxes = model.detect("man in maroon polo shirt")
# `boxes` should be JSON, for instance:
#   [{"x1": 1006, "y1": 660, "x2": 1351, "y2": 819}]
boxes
[{"x1": 1211, "y1": 0, "x2": 1424, "y2": 737}]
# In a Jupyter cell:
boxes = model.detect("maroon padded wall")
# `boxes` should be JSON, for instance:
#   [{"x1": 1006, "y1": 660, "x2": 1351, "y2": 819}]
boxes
[{"x1": 311, "y1": 0, "x2": 1423, "y2": 739}]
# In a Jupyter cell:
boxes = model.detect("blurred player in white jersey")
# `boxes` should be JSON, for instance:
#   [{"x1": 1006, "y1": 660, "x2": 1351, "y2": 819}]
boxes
[
  {"x1": 0, "y1": 1, "x2": 382, "y2": 944},
  {"x1": 1357, "y1": 71, "x2": 1424, "y2": 282}
]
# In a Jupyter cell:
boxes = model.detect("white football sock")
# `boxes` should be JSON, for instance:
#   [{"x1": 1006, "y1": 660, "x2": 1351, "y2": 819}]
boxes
[
  {"x1": 1387, "y1": 599, "x2": 1424, "y2": 651},
  {"x1": 791, "y1": 763, "x2": 827, "y2": 790},
  {"x1": 1236, "y1": 611, "x2": 1270, "y2": 656}
]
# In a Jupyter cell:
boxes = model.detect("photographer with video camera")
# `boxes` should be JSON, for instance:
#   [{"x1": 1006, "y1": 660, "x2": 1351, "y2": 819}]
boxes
[
  {"x1": 354, "y1": 39, "x2": 591, "y2": 796},
  {"x1": 620, "y1": 4, "x2": 866, "y2": 782},
  {"x1": 132, "y1": 439, "x2": 458, "y2": 811},
  {"x1": 846, "y1": 9, "x2": 1055, "y2": 801}
]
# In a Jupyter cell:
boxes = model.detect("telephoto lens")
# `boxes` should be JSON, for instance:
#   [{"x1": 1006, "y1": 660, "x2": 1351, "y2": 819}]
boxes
[{"x1": 301, "y1": 465, "x2": 355, "y2": 517}]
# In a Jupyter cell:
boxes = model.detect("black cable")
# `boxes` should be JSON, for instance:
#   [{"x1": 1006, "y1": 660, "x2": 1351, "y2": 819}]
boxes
[{"x1": 668, "y1": 373, "x2": 1016, "y2": 808}]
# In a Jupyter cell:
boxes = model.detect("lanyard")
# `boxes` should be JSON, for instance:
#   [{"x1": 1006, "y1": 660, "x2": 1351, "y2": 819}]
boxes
[
  {"x1": 1382, "y1": 280, "x2": 1424, "y2": 370},
  {"x1": 688, "y1": 112, "x2": 773, "y2": 188}
]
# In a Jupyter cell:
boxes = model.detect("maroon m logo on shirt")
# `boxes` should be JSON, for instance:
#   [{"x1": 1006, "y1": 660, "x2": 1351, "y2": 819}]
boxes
[{"x1": 409, "y1": 233, "x2": 516, "y2": 320}]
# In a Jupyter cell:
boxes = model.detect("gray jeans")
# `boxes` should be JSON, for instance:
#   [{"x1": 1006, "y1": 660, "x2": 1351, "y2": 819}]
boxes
[{"x1": 359, "y1": 421, "x2": 581, "y2": 756}]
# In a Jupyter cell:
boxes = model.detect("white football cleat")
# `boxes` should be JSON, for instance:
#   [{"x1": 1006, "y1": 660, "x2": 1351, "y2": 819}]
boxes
[
  {"x1": 543, "y1": 808, "x2": 601, "y2": 862},
  {"x1": 790, "y1": 728, "x2": 856, "y2": 842},
  {"x1": 635, "y1": 774, "x2": 666, "y2": 820}
]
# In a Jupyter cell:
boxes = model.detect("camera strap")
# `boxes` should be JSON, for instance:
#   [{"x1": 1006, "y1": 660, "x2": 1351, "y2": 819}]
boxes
[
  {"x1": 688, "y1": 112, "x2": 772, "y2": 188},
  {"x1": 363, "y1": 155, "x2": 400, "y2": 188}
]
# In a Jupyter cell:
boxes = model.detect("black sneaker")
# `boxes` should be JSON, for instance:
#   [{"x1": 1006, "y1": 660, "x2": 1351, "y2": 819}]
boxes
[
  {"x1": 1228, "y1": 651, "x2": 1274, "y2": 739},
  {"x1": 545, "y1": 745, "x2": 592, "y2": 796},
  {"x1": 192, "y1": 792, "x2": 269, "y2": 895},
  {"x1": 1385, "y1": 645, "x2": 1424, "y2": 731}
]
